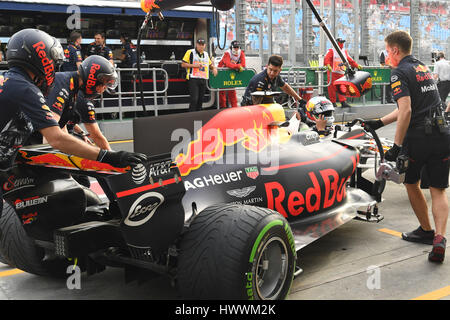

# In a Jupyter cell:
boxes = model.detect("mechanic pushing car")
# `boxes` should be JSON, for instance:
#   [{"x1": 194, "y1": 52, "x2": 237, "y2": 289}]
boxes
[
  {"x1": 241, "y1": 54, "x2": 304, "y2": 107},
  {"x1": 362, "y1": 30, "x2": 450, "y2": 263},
  {"x1": 0, "y1": 29, "x2": 147, "y2": 211},
  {"x1": 46, "y1": 55, "x2": 114, "y2": 152}
]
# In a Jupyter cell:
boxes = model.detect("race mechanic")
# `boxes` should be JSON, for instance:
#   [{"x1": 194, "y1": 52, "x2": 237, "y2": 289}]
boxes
[
  {"x1": 241, "y1": 54, "x2": 304, "y2": 107},
  {"x1": 0, "y1": 29, "x2": 147, "y2": 212},
  {"x1": 118, "y1": 33, "x2": 138, "y2": 68},
  {"x1": 46, "y1": 55, "x2": 113, "y2": 152},
  {"x1": 61, "y1": 31, "x2": 83, "y2": 72},
  {"x1": 86, "y1": 32, "x2": 114, "y2": 66},
  {"x1": 362, "y1": 30, "x2": 449, "y2": 263}
]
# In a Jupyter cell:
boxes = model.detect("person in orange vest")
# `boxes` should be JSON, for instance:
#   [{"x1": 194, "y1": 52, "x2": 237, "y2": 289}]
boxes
[
  {"x1": 324, "y1": 38, "x2": 362, "y2": 108},
  {"x1": 218, "y1": 40, "x2": 246, "y2": 108}
]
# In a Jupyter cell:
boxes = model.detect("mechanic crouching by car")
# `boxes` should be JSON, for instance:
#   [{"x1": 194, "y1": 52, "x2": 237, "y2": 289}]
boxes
[
  {"x1": 362, "y1": 31, "x2": 450, "y2": 263},
  {"x1": 0, "y1": 29, "x2": 147, "y2": 213}
]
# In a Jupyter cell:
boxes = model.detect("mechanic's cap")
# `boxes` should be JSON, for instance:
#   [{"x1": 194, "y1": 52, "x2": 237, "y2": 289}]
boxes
[
  {"x1": 196, "y1": 38, "x2": 206, "y2": 45},
  {"x1": 231, "y1": 40, "x2": 240, "y2": 48},
  {"x1": 336, "y1": 38, "x2": 346, "y2": 43}
]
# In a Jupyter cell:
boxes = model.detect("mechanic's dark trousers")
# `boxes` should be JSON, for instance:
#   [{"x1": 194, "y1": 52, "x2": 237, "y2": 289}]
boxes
[
  {"x1": 188, "y1": 78, "x2": 207, "y2": 112},
  {"x1": 219, "y1": 89, "x2": 238, "y2": 108},
  {"x1": 437, "y1": 80, "x2": 450, "y2": 103}
]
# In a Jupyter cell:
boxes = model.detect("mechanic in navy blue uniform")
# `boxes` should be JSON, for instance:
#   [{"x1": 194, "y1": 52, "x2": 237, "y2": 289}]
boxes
[
  {"x1": 241, "y1": 55, "x2": 303, "y2": 106},
  {"x1": 46, "y1": 56, "x2": 112, "y2": 152},
  {"x1": 86, "y1": 32, "x2": 114, "y2": 66},
  {"x1": 0, "y1": 29, "x2": 147, "y2": 213},
  {"x1": 61, "y1": 31, "x2": 83, "y2": 72},
  {"x1": 119, "y1": 33, "x2": 138, "y2": 68},
  {"x1": 362, "y1": 31, "x2": 449, "y2": 263}
]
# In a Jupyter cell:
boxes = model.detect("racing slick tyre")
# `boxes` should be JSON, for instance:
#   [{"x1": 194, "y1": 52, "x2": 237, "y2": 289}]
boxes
[
  {"x1": 0, "y1": 202, "x2": 70, "y2": 277},
  {"x1": 177, "y1": 204, "x2": 296, "y2": 300}
]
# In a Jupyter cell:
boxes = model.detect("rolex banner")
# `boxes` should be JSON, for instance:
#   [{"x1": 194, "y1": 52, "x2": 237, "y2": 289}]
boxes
[{"x1": 209, "y1": 69, "x2": 256, "y2": 89}]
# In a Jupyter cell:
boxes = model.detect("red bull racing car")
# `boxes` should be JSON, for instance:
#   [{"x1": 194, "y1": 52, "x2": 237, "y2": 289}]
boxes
[{"x1": 0, "y1": 103, "x2": 401, "y2": 300}]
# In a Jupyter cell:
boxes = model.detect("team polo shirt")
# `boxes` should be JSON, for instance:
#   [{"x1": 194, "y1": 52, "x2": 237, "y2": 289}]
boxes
[
  {"x1": 61, "y1": 44, "x2": 82, "y2": 72},
  {"x1": 0, "y1": 67, "x2": 58, "y2": 132},
  {"x1": 47, "y1": 72, "x2": 97, "y2": 125},
  {"x1": 241, "y1": 69, "x2": 286, "y2": 106},
  {"x1": 390, "y1": 55, "x2": 441, "y2": 128}
]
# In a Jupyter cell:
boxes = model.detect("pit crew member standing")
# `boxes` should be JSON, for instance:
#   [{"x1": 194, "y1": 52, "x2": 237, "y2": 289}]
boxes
[
  {"x1": 218, "y1": 40, "x2": 246, "y2": 108},
  {"x1": 61, "y1": 31, "x2": 83, "y2": 72},
  {"x1": 0, "y1": 29, "x2": 147, "y2": 212},
  {"x1": 181, "y1": 38, "x2": 218, "y2": 112},
  {"x1": 86, "y1": 32, "x2": 114, "y2": 66},
  {"x1": 241, "y1": 55, "x2": 303, "y2": 106},
  {"x1": 119, "y1": 33, "x2": 138, "y2": 68},
  {"x1": 362, "y1": 31, "x2": 449, "y2": 263},
  {"x1": 324, "y1": 38, "x2": 362, "y2": 108}
]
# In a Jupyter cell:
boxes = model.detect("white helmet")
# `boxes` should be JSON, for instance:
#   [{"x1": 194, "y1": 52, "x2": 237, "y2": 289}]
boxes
[{"x1": 305, "y1": 96, "x2": 335, "y2": 127}]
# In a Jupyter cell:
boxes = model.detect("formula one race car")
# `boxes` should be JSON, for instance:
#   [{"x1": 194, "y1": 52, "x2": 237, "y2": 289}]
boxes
[{"x1": 0, "y1": 103, "x2": 402, "y2": 300}]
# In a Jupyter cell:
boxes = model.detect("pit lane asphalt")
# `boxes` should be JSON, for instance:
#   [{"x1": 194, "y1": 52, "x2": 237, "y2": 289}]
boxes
[{"x1": 1, "y1": 123, "x2": 449, "y2": 300}]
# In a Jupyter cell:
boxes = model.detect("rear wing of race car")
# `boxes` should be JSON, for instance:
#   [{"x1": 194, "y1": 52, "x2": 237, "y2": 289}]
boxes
[
  {"x1": 100, "y1": 153, "x2": 187, "y2": 253},
  {"x1": 13, "y1": 146, "x2": 187, "y2": 254}
]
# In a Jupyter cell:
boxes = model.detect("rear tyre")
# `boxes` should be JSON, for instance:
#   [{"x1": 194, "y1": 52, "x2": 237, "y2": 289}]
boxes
[
  {"x1": 0, "y1": 202, "x2": 70, "y2": 277},
  {"x1": 177, "y1": 204, "x2": 296, "y2": 300}
]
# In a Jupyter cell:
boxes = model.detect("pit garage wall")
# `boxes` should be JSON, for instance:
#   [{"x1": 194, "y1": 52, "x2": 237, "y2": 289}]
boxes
[{"x1": 133, "y1": 109, "x2": 221, "y2": 156}]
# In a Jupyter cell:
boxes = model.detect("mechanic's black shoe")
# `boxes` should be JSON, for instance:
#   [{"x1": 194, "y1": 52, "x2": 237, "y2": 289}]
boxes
[
  {"x1": 332, "y1": 102, "x2": 337, "y2": 109},
  {"x1": 340, "y1": 101, "x2": 352, "y2": 108},
  {"x1": 428, "y1": 235, "x2": 446, "y2": 263},
  {"x1": 401, "y1": 226, "x2": 435, "y2": 245}
]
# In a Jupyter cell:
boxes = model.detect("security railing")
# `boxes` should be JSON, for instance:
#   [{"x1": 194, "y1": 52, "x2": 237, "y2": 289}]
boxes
[{"x1": 94, "y1": 66, "x2": 216, "y2": 119}]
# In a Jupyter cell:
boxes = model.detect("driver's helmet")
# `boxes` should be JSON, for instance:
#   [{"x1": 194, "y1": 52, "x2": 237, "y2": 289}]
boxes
[
  {"x1": 78, "y1": 55, "x2": 118, "y2": 98},
  {"x1": 305, "y1": 96, "x2": 335, "y2": 127},
  {"x1": 7, "y1": 28, "x2": 64, "y2": 95}
]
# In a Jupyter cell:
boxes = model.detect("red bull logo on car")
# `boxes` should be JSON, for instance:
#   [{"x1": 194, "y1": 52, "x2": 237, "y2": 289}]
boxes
[
  {"x1": 175, "y1": 104, "x2": 289, "y2": 176},
  {"x1": 18, "y1": 150, "x2": 129, "y2": 173}
]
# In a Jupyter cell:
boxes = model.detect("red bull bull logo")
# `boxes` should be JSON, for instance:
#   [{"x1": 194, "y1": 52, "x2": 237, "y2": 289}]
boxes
[
  {"x1": 175, "y1": 104, "x2": 287, "y2": 176},
  {"x1": 414, "y1": 64, "x2": 428, "y2": 73},
  {"x1": 18, "y1": 150, "x2": 129, "y2": 173}
]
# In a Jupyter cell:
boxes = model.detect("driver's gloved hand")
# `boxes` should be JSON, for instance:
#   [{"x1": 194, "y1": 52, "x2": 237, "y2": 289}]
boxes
[
  {"x1": 362, "y1": 119, "x2": 384, "y2": 131},
  {"x1": 384, "y1": 144, "x2": 401, "y2": 162},
  {"x1": 97, "y1": 150, "x2": 147, "y2": 168}
]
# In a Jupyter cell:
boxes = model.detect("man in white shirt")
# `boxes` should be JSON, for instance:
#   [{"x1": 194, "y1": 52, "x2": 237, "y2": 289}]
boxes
[{"x1": 433, "y1": 52, "x2": 450, "y2": 103}]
